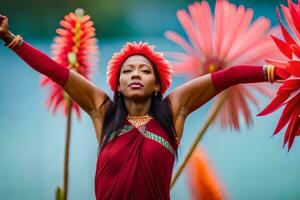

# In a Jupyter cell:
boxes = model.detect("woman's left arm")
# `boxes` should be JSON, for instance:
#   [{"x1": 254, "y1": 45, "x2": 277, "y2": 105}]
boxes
[
  {"x1": 165, "y1": 73, "x2": 215, "y2": 123},
  {"x1": 165, "y1": 65, "x2": 287, "y2": 135}
]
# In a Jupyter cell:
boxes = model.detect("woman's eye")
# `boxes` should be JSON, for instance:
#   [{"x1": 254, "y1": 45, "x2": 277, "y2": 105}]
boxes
[
  {"x1": 123, "y1": 70, "x2": 131, "y2": 73},
  {"x1": 142, "y1": 70, "x2": 151, "y2": 73}
]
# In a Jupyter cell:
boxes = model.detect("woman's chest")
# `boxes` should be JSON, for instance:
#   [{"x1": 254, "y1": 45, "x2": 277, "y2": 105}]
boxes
[{"x1": 98, "y1": 121, "x2": 175, "y2": 171}]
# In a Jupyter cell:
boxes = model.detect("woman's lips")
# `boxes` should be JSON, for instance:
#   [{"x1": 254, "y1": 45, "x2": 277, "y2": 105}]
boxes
[{"x1": 129, "y1": 82, "x2": 144, "y2": 89}]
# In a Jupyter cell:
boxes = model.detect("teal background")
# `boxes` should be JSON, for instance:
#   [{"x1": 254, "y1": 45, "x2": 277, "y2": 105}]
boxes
[{"x1": 1, "y1": 0, "x2": 300, "y2": 199}]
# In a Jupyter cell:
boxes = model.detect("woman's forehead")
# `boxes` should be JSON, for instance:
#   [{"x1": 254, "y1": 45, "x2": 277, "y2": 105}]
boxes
[{"x1": 122, "y1": 55, "x2": 153, "y2": 67}]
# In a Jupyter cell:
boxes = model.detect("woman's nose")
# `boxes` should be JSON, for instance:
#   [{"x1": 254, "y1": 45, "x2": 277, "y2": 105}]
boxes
[{"x1": 131, "y1": 70, "x2": 141, "y2": 79}]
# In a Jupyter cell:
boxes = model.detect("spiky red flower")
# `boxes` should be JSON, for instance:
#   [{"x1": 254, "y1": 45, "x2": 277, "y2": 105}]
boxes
[
  {"x1": 258, "y1": 0, "x2": 300, "y2": 151},
  {"x1": 41, "y1": 9, "x2": 99, "y2": 119},
  {"x1": 107, "y1": 41, "x2": 173, "y2": 94}
]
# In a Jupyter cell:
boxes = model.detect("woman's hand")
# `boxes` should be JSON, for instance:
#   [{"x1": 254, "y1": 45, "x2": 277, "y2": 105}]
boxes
[
  {"x1": 0, "y1": 15, "x2": 14, "y2": 44},
  {"x1": 0, "y1": 15, "x2": 9, "y2": 34}
]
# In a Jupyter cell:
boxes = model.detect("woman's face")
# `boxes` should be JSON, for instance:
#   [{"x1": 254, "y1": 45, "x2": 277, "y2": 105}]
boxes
[{"x1": 118, "y1": 55, "x2": 160, "y2": 101}]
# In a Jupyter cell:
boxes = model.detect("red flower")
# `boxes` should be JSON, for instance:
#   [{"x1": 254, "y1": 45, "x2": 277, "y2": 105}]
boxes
[
  {"x1": 41, "y1": 8, "x2": 99, "y2": 119},
  {"x1": 258, "y1": 0, "x2": 300, "y2": 151},
  {"x1": 165, "y1": 0, "x2": 283, "y2": 130}
]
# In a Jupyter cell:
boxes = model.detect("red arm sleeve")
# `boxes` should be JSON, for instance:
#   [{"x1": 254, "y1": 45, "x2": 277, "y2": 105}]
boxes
[
  {"x1": 211, "y1": 65, "x2": 267, "y2": 94},
  {"x1": 12, "y1": 41, "x2": 70, "y2": 86}
]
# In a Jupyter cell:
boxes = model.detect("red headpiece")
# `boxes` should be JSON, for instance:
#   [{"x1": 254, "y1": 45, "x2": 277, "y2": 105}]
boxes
[{"x1": 107, "y1": 41, "x2": 173, "y2": 94}]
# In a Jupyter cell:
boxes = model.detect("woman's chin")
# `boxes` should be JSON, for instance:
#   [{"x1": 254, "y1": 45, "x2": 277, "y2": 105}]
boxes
[{"x1": 124, "y1": 92, "x2": 152, "y2": 101}]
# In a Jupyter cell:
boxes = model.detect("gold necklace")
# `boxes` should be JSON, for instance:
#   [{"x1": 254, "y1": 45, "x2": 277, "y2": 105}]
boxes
[{"x1": 126, "y1": 114, "x2": 153, "y2": 128}]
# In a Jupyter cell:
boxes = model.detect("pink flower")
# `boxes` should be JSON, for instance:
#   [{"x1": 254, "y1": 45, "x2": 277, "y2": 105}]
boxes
[
  {"x1": 258, "y1": 0, "x2": 300, "y2": 151},
  {"x1": 41, "y1": 8, "x2": 99, "y2": 119},
  {"x1": 165, "y1": 0, "x2": 282, "y2": 130}
]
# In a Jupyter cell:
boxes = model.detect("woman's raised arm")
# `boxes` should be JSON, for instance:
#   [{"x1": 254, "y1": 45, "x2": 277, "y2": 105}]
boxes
[
  {"x1": 0, "y1": 15, "x2": 110, "y2": 117},
  {"x1": 166, "y1": 65, "x2": 288, "y2": 138}
]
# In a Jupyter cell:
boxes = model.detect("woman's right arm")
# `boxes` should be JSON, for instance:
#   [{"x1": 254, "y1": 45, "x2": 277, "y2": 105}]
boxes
[{"x1": 0, "y1": 15, "x2": 110, "y2": 118}]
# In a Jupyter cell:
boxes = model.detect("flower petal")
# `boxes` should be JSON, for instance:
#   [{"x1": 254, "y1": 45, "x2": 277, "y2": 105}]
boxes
[
  {"x1": 278, "y1": 79, "x2": 300, "y2": 93},
  {"x1": 288, "y1": 0, "x2": 300, "y2": 35},
  {"x1": 274, "y1": 96, "x2": 298, "y2": 135},
  {"x1": 287, "y1": 115, "x2": 300, "y2": 151},
  {"x1": 257, "y1": 93, "x2": 290, "y2": 116},
  {"x1": 271, "y1": 35, "x2": 293, "y2": 59},
  {"x1": 287, "y1": 61, "x2": 300, "y2": 76},
  {"x1": 276, "y1": 7, "x2": 297, "y2": 45}
]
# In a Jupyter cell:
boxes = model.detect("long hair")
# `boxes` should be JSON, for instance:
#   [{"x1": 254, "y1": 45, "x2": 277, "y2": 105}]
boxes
[{"x1": 99, "y1": 59, "x2": 178, "y2": 159}]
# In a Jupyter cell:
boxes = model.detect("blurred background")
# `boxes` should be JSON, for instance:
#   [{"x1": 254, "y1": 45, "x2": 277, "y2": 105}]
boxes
[{"x1": 1, "y1": 0, "x2": 300, "y2": 199}]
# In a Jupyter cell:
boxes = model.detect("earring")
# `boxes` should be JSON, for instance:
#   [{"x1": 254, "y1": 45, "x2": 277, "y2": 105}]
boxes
[{"x1": 118, "y1": 88, "x2": 122, "y2": 96}]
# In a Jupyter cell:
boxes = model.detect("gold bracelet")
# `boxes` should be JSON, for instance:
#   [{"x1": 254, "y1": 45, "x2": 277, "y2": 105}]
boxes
[
  {"x1": 263, "y1": 64, "x2": 269, "y2": 81},
  {"x1": 7, "y1": 35, "x2": 23, "y2": 49},
  {"x1": 7, "y1": 37, "x2": 18, "y2": 48},
  {"x1": 267, "y1": 65, "x2": 271, "y2": 83},
  {"x1": 269, "y1": 64, "x2": 275, "y2": 83},
  {"x1": 7, "y1": 35, "x2": 21, "y2": 48},
  {"x1": 4, "y1": 33, "x2": 16, "y2": 46}
]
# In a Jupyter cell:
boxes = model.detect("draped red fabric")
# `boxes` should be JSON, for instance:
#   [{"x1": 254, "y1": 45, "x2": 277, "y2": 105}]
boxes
[{"x1": 95, "y1": 118, "x2": 177, "y2": 200}]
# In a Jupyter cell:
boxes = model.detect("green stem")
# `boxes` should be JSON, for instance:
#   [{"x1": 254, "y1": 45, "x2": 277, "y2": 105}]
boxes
[
  {"x1": 170, "y1": 91, "x2": 228, "y2": 188},
  {"x1": 63, "y1": 99, "x2": 72, "y2": 200}
]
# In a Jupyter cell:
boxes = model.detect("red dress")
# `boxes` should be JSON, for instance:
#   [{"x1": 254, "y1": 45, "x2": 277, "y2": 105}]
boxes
[{"x1": 95, "y1": 117, "x2": 177, "y2": 200}]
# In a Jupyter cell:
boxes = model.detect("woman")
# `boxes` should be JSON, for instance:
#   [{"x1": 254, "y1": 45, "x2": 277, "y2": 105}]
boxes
[{"x1": 0, "y1": 15, "x2": 287, "y2": 199}]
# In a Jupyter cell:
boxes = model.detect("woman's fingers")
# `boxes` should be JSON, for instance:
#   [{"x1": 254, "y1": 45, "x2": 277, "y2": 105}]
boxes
[
  {"x1": 0, "y1": 16, "x2": 3, "y2": 24},
  {"x1": 0, "y1": 15, "x2": 7, "y2": 25},
  {"x1": 0, "y1": 15, "x2": 8, "y2": 29},
  {"x1": 0, "y1": 15, "x2": 9, "y2": 40}
]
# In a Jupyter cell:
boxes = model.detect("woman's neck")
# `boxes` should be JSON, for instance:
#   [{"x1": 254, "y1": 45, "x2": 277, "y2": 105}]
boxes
[{"x1": 124, "y1": 97, "x2": 152, "y2": 116}]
